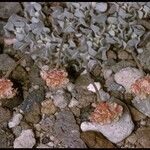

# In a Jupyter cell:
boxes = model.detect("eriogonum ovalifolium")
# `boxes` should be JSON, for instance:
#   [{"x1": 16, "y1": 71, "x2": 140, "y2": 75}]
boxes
[
  {"x1": 40, "y1": 68, "x2": 69, "y2": 89},
  {"x1": 89, "y1": 101, "x2": 123, "y2": 125},
  {"x1": 0, "y1": 78, "x2": 17, "y2": 99},
  {"x1": 131, "y1": 75, "x2": 150, "y2": 99}
]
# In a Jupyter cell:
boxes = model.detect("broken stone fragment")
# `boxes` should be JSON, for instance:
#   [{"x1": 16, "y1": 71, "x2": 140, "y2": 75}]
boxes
[
  {"x1": 87, "y1": 82, "x2": 101, "y2": 93},
  {"x1": 13, "y1": 129, "x2": 36, "y2": 148},
  {"x1": 8, "y1": 113, "x2": 23, "y2": 128}
]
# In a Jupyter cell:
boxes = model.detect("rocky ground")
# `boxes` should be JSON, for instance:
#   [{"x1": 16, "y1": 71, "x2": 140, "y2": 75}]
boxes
[{"x1": 0, "y1": 2, "x2": 149, "y2": 148}]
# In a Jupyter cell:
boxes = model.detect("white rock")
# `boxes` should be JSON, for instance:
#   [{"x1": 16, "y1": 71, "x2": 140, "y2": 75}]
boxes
[
  {"x1": 67, "y1": 82, "x2": 75, "y2": 92},
  {"x1": 52, "y1": 90, "x2": 69, "y2": 109},
  {"x1": 114, "y1": 67, "x2": 143, "y2": 92},
  {"x1": 8, "y1": 113, "x2": 23, "y2": 128},
  {"x1": 95, "y1": 3, "x2": 108, "y2": 13},
  {"x1": 80, "y1": 99, "x2": 134, "y2": 143},
  {"x1": 87, "y1": 82, "x2": 101, "y2": 93},
  {"x1": 68, "y1": 98, "x2": 79, "y2": 108},
  {"x1": 13, "y1": 129, "x2": 36, "y2": 148}
]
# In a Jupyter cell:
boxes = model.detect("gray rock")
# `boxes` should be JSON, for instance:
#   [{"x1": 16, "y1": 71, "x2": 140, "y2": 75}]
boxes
[
  {"x1": 20, "y1": 88, "x2": 44, "y2": 112},
  {"x1": 24, "y1": 101, "x2": 41, "y2": 124},
  {"x1": 80, "y1": 99, "x2": 134, "y2": 143},
  {"x1": 132, "y1": 96, "x2": 150, "y2": 117},
  {"x1": 52, "y1": 89, "x2": 71, "y2": 109},
  {"x1": 75, "y1": 87, "x2": 96, "y2": 108},
  {"x1": 0, "y1": 3, "x2": 22, "y2": 19},
  {"x1": 53, "y1": 110, "x2": 87, "y2": 148}
]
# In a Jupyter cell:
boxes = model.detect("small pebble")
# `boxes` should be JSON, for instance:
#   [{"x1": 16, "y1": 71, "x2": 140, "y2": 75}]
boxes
[
  {"x1": 95, "y1": 3, "x2": 108, "y2": 13},
  {"x1": 107, "y1": 50, "x2": 117, "y2": 59},
  {"x1": 118, "y1": 50, "x2": 129, "y2": 60},
  {"x1": 140, "y1": 119, "x2": 146, "y2": 126}
]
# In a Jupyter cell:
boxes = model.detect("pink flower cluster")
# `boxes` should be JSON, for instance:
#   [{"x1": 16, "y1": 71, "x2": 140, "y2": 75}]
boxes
[
  {"x1": 0, "y1": 78, "x2": 17, "y2": 99},
  {"x1": 40, "y1": 69, "x2": 69, "y2": 89},
  {"x1": 89, "y1": 101, "x2": 123, "y2": 125},
  {"x1": 131, "y1": 75, "x2": 150, "y2": 99}
]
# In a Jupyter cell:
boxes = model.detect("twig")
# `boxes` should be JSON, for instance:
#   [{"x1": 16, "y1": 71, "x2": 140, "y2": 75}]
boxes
[
  {"x1": 56, "y1": 33, "x2": 66, "y2": 69},
  {"x1": 84, "y1": 59, "x2": 101, "y2": 103}
]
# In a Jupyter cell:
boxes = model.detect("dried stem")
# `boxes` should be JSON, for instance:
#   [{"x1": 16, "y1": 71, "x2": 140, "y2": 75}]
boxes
[
  {"x1": 56, "y1": 33, "x2": 66, "y2": 69},
  {"x1": 84, "y1": 59, "x2": 101, "y2": 102}
]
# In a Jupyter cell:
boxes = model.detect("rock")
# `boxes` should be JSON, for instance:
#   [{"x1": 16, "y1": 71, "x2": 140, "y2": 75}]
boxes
[
  {"x1": 95, "y1": 3, "x2": 108, "y2": 13},
  {"x1": 41, "y1": 99, "x2": 57, "y2": 115},
  {"x1": 128, "y1": 105, "x2": 146, "y2": 121},
  {"x1": 0, "y1": 128, "x2": 14, "y2": 148},
  {"x1": 13, "y1": 129, "x2": 36, "y2": 148},
  {"x1": 70, "y1": 106, "x2": 81, "y2": 117},
  {"x1": 0, "y1": 54, "x2": 15, "y2": 71},
  {"x1": 0, "y1": 106, "x2": 12, "y2": 127},
  {"x1": 87, "y1": 82, "x2": 101, "y2": 93},
  {"x1": 24, "y1": 102, "x2": 41, "y2": 124},
  {"x1": 28, "y1": 64, "x2": 45, "y2": 86},
  {"x1": 53, "y1": 110, "x2": 87, "y2": 148},
  {"x1": 0, "y1": 2, "x2": 22, "y2": 19},
  {"x1": 68, "y1": 97, "x2": 79, "y2": 108},
  {"x1": 81, "y1": 131, "x2": 115, "y2": 148},
  {"x1": 125, "y1": 127, "x2": 150, "y2": 148},
  {"x1": 52, "y1": 89, "x2": 71, "y2": 109},
  {"x1": 75, "y1": 87, "x2": 96, "y2": 108},
  {"x1": 66, "y1": 82, "x2": 75, "y2": 92},
  {"x1": 114, "y1": 67, "x2": 143, "y2": 92},
  {"x1": 80, "y1": 99, "x2": 134, "y2": 143},
  {"x1": 20, "y1": 88, "x2": 44, "y2": 112},
  {"x1": 8, "y1": 113, "x2": 23, "y2": 128},
  {"x1": 75, "y1": 74, "x2": 91, "y2": 88},
  {"x1": 38, "y1": 115, "x2": 55, "y2": 133},
  {"x1": 125, "y1": 133, "x2": 137, "y2": 145},
  {"x1": 107, "y1": 50, "x2": 117, "y2": 59},
  {"x1": 132, "y1": 96, "x2": 150, "y2": 117},
  {"x1": 118, "y1": 50, "x2": 129, "y2": 60}
]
